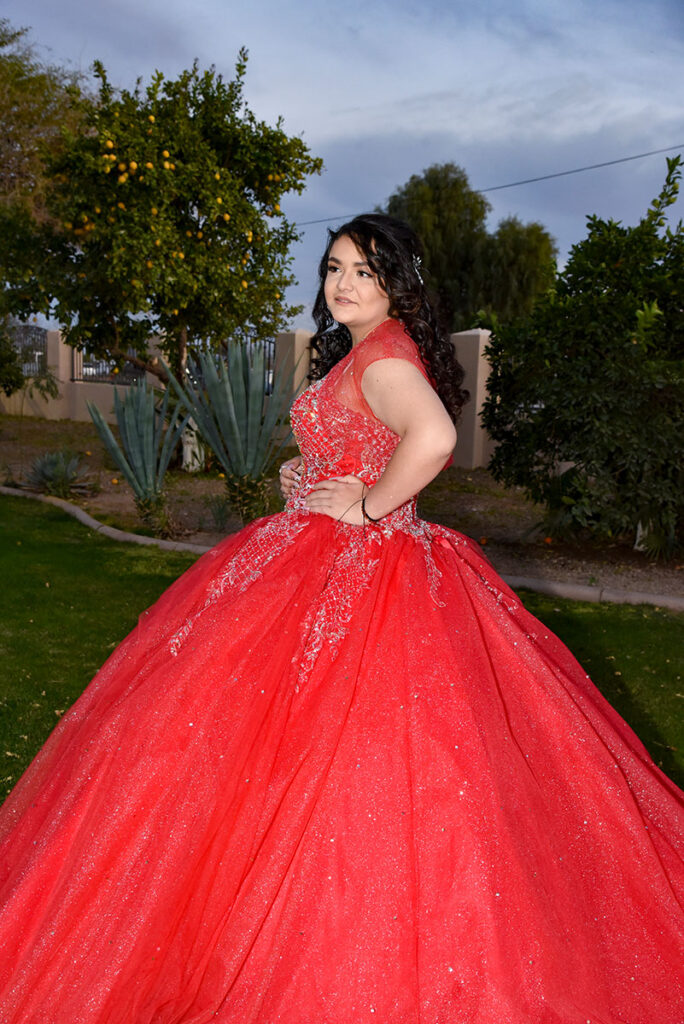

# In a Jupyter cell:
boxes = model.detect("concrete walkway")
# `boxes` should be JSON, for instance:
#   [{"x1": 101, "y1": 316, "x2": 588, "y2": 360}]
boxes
[{"x1": 3, "y1": 486, "x2": 683, "y2": 612}]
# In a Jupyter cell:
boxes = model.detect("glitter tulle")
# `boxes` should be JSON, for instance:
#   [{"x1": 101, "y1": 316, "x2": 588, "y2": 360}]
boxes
[{"x1": 1, "y1": 320, "x2": 683, "y2": 1023}]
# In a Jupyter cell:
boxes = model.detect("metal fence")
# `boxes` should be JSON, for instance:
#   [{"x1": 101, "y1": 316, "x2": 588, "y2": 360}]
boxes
[
  {"x1": 72, "y1": 355, "x2": 142, "y2": 385},
  {"x1": 10, "y1": 322, "x2": 48, "y2": 378}
]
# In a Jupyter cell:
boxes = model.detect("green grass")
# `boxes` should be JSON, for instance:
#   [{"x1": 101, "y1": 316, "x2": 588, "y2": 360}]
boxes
[
  {"x1": 0, "y1": 495, "x2": 195, "y2": 796},
  {"x1": 1, "y1": 495, "x2": 682, "y2": 802},
  {"x1": 520, "y1": 592, "x2": 683, "y2": 788}
]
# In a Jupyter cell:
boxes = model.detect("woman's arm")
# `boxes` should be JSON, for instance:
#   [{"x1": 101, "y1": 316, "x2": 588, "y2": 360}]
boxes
[
  {"x1": 305, "y1": 359, "x2": 456, "y2": 525},
  {"x1": 360, "y1": 358, "x2": 457, "y2": 518}
]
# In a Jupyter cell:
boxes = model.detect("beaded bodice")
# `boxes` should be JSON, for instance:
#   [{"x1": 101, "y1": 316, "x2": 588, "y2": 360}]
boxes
[
  {"x1": 168, "y1": 320, "x2": 474, "y2": 666},
  {"x1": 287, "y1": 318, "x2": 430, "y2": 534}
]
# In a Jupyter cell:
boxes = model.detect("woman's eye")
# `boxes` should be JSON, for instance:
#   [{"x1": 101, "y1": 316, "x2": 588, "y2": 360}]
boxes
[{"x1": 326, "y1": 263, "x2": 339, "y2": 274}]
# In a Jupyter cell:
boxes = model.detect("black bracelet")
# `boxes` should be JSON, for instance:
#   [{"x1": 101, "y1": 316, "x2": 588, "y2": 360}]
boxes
[{"x1": 361, "y1": 496, "x2": 383, "y2": 523}]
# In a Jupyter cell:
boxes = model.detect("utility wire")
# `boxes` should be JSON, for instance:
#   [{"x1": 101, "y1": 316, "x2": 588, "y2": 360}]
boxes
[{"x1": 296, "y1": 143, "x2": 684, "y2": 228}]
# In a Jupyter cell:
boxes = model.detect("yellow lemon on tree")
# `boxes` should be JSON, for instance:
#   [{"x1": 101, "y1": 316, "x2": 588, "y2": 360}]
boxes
[
  {"x1": 118, "y1": 162, "x2": 127, "y2": 172},
  {"x1": 162, "y1": 150, "x2": 170, "y2": 158},
  {"x1": 155, "y1": 238, "x2": 161, "y2": 246},
  {"x1": 129, "y1": 161, "x2": 138, "y2": 172},
  {"x1": 223, "y1": 213, "x2": 230, "y2": 221},
  {"x1": 148, "y1": 114, "x2": 155, "y2": 123},
  {"x1": 215, "y1": 172, "x2": 220, "y2": 180},
  {"x1": 151, "y1": 207, "x2": 158, "y2": 215},
  {"x1": 241, "y1": 280, "x2": 248, "y2": 289},
  {"x1": 197, "y1": 230, "x2": 203, "y2": 239},
  {"x1": 118, "y1": 173, "x2": 128, "y2": 184},
  {"x1": 145, "y1": 162, "x2": 154, "y2": 170},
  {"x1": 105, "y1": 140, "x2": 114, "y2": 149},
  {"x1": 216, "y1": 197, "x2": 222, "y2": 204}
]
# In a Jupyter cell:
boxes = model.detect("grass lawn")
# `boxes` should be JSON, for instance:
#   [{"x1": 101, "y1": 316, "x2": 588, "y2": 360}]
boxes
[{"x1": 1, "y1": 494, "x2": 682, "y2": 801}]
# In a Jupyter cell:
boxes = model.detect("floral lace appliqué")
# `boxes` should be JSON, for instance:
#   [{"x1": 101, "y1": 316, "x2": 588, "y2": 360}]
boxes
[{"x1": 169, "y1": 514, "x2": 307, "y2": 656}]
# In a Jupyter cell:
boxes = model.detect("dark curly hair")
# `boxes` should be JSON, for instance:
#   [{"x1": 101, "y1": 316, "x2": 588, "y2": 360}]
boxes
[{"x1": 308, "y1": 213, "x2": 469, "y2": 424}]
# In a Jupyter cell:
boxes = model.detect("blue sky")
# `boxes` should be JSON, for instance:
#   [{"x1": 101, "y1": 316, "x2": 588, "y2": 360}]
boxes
[{"x1": 7, "y1": 0, "x2": 684, "y2": 324}]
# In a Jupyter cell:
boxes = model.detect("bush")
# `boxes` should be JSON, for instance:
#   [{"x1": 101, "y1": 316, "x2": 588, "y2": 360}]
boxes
[
  {"x1": 482, "y1": 157, "x2": 684, "y2": 558},
  {"x1": 27, "y1": 449, "x2": 96, "y2": 498},
  {"x1": 167, "y1": 341, "x2": 293, "y2": 523},
  {"x1": 88, "y1": 380, "x2": 189, "y2": 536}
]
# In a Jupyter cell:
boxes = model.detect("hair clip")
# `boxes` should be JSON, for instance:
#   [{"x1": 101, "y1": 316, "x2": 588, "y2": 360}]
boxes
[{"x1": 412, "y1": 254, "x2": 424, "y2": 285}]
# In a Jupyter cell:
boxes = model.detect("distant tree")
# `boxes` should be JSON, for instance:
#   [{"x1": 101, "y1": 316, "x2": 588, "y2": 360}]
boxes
[
  {"x1": 483, "y1": 216, "x2": 557, "y2": 323},
  {"x1": 0, "y1": 19, "x2": 83, "y2": 214},
  {"x1": 0, "y1": 20, "x2": 85, "y2": 384},
  {"x1": 482, "y1": 156, "x2": 684, "y2": 558},
  {"x1": 0, "y1": 320, "x2": 23, "y2": 396},
  {"x1": 382, "y1": 163, "x2": 557, "y2": 330},
  {"x1": 0, "y1": 48, "x2": 322, "y2": 380}
]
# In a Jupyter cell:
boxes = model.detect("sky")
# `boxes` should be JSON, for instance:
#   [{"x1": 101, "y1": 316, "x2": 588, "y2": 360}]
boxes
[{"x1": 6, "y1": 0, "x2": 684, "y2": 325}]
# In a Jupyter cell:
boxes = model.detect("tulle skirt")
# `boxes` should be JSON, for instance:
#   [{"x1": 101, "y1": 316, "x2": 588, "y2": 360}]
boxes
[{"x1": 1, "y1": 511, "x2": 682, "y2": 1023}]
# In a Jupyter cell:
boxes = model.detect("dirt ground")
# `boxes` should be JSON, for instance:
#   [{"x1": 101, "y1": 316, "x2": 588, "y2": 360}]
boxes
[{"x1": 2, "y1": 413, "x2": 683, "y2": 599}]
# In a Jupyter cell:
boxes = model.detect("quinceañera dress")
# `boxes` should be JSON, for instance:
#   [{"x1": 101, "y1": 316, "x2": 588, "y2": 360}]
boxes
[{"x1": 0, "y1": 318, "x2": 683, "y2": 1024}]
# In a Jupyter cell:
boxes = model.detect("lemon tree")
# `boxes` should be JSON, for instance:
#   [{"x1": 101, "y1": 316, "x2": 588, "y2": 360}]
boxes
[{"x1": 4, "y1": 50, "x2": 321, "y2": 379}]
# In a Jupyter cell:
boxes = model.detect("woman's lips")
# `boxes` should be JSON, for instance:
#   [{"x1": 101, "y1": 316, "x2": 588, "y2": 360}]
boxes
[{"x1": 334, "y1": 296, "x2": 355, "y2": 304}]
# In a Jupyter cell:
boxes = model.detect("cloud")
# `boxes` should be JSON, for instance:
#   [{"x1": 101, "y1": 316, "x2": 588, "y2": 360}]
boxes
[{"x1": 5, "y1": 0, "x2": 683, "y2": 326}]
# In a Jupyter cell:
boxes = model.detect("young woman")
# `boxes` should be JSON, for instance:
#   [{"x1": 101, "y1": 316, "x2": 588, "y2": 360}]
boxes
[{"x1": 0, "y1": 214, "x2": 682, "y2": 1023}]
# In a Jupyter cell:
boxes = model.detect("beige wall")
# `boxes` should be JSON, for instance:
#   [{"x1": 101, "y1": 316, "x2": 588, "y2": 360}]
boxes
[
  {"x1": 1, "y1": 329, "x2": 496, "y2": 469},
  {"x1": 449, "y1": 329, "x2": 495, "y2": 470},
  {"x1": 0, "y1": 332, "x2": 165, "y2": 424}
]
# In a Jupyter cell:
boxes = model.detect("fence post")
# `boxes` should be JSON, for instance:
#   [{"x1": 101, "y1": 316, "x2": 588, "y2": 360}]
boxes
[
  {"x1": 275, "y1": 329, "x2": 312, "y2": 401},
  {"x1": 450, "y1": 329, "x2": 494, "y2": 470}
]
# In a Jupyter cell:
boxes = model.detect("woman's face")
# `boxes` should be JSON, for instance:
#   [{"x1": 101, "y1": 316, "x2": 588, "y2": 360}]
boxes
[{"x1": 323, "y1": 234, "x2": 391, "y2": 345}]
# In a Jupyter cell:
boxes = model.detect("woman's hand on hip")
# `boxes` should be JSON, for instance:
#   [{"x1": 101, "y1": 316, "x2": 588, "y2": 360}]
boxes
[
  {"x1": 279, "y1": 456, "x2": 303, "y2": 499},
  {"x1": 304, "y1": 475, "x2": 366, "y2": 524}
]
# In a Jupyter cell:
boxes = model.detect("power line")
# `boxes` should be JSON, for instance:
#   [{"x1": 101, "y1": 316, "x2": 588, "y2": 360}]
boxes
[
  {"x1": 480, "y1": 144, "x2": 684, "y2": 192},
  {"x1": 295, "y1": 143, "x2": 684, "y2": 228}
]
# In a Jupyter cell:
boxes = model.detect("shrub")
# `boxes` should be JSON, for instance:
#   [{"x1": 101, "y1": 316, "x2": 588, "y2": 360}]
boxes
[
  {"x1": 88, "y1": 380, "x2": 189, "y2": 536},
  {"x1": 482, "y1": 157, "x2": 684, "y2": 558},
  {"x1": 27, "y1": 449, "x2": 96, "y2": 499},
  {"x1": 167, "y1": 341, "x2": 293, "y2": 523}
]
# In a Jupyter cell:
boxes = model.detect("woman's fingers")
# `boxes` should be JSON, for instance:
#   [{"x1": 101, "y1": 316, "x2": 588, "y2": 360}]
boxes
[{"x1": 279, "y1": 456, "x2": 303, "y2": 497}]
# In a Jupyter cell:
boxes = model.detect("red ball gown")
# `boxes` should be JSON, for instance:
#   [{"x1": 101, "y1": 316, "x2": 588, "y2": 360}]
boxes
[{"x1": 1, "y1": 318, "x2": 683, "y2": 1023}]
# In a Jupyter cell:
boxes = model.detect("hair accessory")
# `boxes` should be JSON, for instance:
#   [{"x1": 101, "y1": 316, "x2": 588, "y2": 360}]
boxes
[{"x1": 412, "y1": 254, "x2": 424, "y2": 285}]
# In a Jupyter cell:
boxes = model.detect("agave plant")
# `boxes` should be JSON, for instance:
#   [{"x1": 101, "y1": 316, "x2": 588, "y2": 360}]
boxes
[
  {"x1": 87, "y1": 380, "x2": 190, "y2": 536},
  {"x1": 27, "y1": 449, "x2": 96, "y2": 499},
  {"x1": 166, "y1": 341, "x2": 294, "y2": 523}
]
